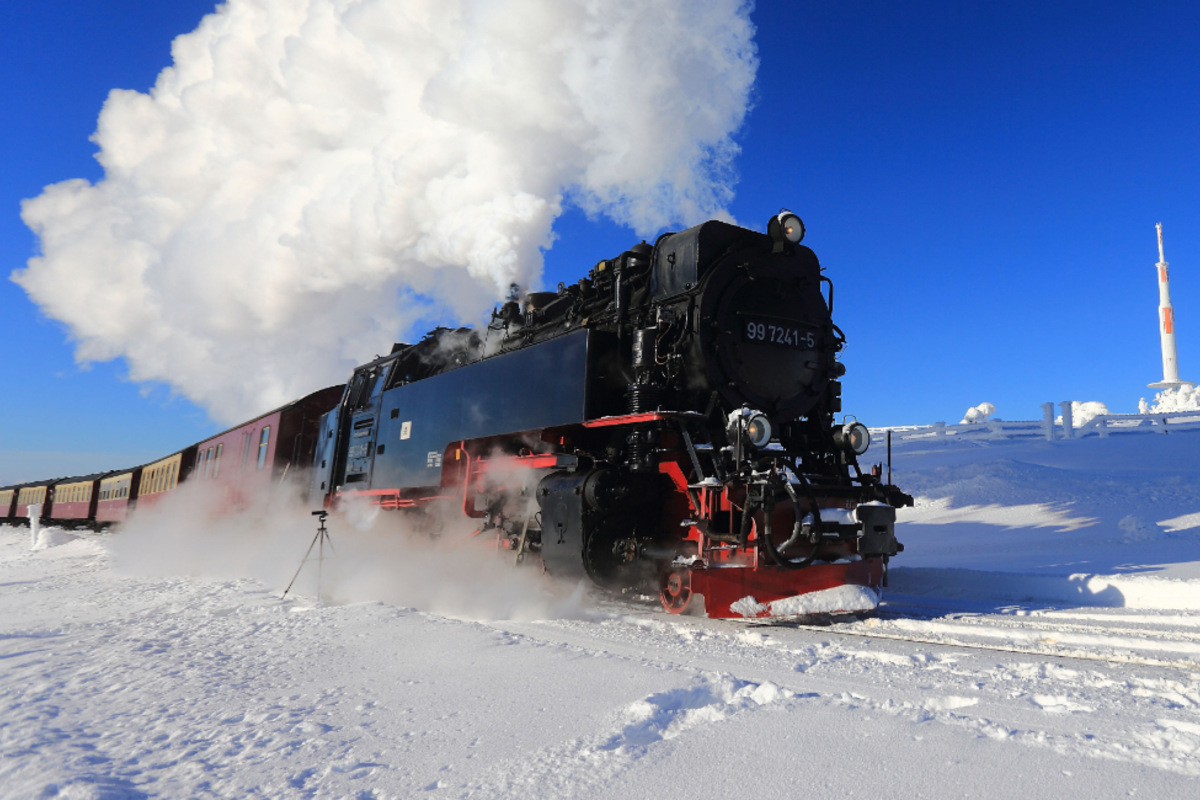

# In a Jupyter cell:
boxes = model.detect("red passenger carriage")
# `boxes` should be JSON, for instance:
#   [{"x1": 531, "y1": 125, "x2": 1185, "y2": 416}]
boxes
[
  {"x1": 189, "y1": 387, "x2": 344, "y2": 514},
  {"x1": 48, "y1": 474, "x2": 104, "y2": 527},
  {"x1": 14, "y1": 484, "x2": 49, "y2": 522},
  {"x1": 95, "y1": 469, "x2": 142, "y2": 526}
]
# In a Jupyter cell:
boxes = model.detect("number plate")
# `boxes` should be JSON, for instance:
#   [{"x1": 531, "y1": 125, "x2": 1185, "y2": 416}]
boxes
[{"x1": 740, "y1": 315, "x2": 817, "y2": 349}]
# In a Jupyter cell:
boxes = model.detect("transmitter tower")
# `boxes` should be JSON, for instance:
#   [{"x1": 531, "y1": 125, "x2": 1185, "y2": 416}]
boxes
[{"x1": 1149, "y1": 222, "x2": 1194, "y2": 389}]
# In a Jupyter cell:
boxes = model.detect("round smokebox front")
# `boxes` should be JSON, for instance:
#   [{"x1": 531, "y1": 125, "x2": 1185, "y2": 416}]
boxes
[{"x1": 699, "y1": 252, "x2": 830, "y2": 421}]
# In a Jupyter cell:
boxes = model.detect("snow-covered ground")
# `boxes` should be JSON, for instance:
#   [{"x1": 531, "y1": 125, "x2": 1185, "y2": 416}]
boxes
[{"x1": 4, "y1": 429, "x2": 1200, "y2": 799}]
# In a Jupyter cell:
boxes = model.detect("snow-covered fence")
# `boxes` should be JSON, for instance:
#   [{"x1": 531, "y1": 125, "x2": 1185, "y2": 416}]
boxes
[
  {"x1": 1071, "y1": 408, "x2": 1200, "y2": 438},
  {"x1": 876, "y1": 404, "x2": 1200, "y2": 445}
]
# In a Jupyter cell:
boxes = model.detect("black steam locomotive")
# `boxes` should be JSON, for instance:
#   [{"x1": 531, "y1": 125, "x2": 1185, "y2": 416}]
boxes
[{"x1": 311, "y1": 212, "x2": 911, "y2": 618}]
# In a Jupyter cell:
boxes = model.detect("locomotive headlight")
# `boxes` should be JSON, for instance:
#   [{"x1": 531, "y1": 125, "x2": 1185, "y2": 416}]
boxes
[
  {"x1": 778, "y1": 212, "x2": 805, "y2": 243},
  {"x1": 727, "y1": 407, "x2": 774, "y2": 449},
  {"x1": 833, "y1": 421, "x2": 871, "y2": 456},
  {"x1": 768, "y1": 211, "x2": 805, "y2": 253},
  {"x1": 745, "y1": 413, "x2": 773, "y2": 448}
]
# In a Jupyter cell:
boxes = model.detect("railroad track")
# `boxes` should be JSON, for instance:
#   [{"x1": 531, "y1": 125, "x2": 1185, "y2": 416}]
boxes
[{"x1": 802, "y1": 600, "x2": 1200, "y2": 671}]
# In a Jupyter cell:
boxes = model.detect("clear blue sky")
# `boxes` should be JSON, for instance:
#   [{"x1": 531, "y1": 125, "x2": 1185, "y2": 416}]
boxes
[{"x1": 3, "y1": 1, "x2": 1198, "y2": 485}]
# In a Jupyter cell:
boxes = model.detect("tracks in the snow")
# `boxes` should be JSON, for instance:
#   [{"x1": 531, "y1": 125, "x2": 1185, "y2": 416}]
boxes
[{"x1": 809, "y1": 600, "x2": 1200, "y2": 671}]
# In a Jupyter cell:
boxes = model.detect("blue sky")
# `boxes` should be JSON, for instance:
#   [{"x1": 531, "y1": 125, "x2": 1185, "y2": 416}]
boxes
[{"x1": 3, "y1": 0, "x2": 1199, "y2": 485}]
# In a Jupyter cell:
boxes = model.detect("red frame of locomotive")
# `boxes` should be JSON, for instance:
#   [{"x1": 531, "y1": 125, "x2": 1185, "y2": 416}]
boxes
[{"x1": 332, "y1": 410, "x2": 890, "y2": 619}]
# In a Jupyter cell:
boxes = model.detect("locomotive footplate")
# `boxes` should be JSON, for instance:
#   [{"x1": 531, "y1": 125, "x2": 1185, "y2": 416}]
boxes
[{"x1": 667, "y1": 559, "x2": 885, "y2": 619}]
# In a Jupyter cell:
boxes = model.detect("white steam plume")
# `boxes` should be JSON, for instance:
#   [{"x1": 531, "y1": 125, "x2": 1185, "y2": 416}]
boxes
[
  {"x1": 107, "y1": 479, "x2": 594, "y2": 621},
  {"x1": 16, "y1": 0, "x2": 757, "y2": 424}
]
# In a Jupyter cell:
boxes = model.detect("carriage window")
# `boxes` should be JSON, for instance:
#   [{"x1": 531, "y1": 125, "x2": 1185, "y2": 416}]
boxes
[
  {"x1": 213, "y1": 444, "x2": 223, "y2": 479},
  {"x1": 257, "y1": 427, "x2": 271, "y2": 469}
]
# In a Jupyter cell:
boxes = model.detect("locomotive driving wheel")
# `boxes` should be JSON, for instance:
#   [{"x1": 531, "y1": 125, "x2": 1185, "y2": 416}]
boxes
[{"x1": 659, "y1": 563, "x2": 693, "y2": 614}]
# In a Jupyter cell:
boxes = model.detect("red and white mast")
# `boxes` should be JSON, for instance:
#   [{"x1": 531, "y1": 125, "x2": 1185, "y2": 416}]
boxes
[{"x1": 1149, "y1": 222, "x2": 1193, "y2": 389}]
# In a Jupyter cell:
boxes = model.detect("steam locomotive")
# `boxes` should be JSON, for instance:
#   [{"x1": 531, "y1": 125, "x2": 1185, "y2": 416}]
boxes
[
  {"x1": 310, "y1": 212, "x2": 912, "y2": 617},
  {"x1": 2, "y1": 211, "x2": 909, "y2": 618}
]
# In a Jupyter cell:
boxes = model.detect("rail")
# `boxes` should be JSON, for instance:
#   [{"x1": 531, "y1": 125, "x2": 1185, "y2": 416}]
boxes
[{"x1": 874, "y1": 402, "x2": 1200, "y2": 444}]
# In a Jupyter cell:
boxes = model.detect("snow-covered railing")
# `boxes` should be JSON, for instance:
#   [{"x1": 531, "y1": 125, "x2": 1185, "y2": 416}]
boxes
[
  {"x1": 1071, "y1": 409, "x2": 1200, "y2": 438},
  {"x1": 875, "y1": 403, "x2": 1200, "y2": 444}
]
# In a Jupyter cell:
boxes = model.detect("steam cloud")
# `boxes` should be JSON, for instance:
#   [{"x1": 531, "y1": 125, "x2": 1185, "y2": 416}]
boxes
[
  {"x1": 15, "y1": 0, "x2": 757, "y2": 424},
  {"x1": 108, "y1": 479, "x2": 593, "y2": 621}
]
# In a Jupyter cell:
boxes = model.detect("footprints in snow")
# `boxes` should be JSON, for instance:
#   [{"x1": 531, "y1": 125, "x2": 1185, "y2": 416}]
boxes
[
  {"x1": 463, "y1": 674, "x2": 792, "y2": 796},
  {"x1": 602, "y1": 675, "x2": 792, "y2": 752}
]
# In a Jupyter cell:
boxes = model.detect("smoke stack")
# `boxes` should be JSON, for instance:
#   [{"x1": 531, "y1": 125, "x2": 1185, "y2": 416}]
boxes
[{"x1": 1149, "y1": 222, "x2": 1194, "y2": 389}]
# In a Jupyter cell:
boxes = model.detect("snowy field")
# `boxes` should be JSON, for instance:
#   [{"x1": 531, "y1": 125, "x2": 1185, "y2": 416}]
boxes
[{"x1": 4, "y1": 430, "x2": 1200, "y2": 799}]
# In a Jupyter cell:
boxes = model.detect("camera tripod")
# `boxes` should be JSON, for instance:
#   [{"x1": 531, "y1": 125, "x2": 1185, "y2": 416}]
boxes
[{"x1": 282, "y1": 510, "x2": 336, "y2": 601}]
